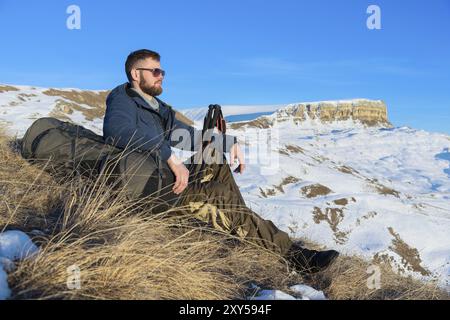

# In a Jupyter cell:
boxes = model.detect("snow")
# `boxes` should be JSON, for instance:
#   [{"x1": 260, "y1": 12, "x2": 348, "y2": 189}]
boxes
[
  {"x1": 0, "y1": 230, "x2": 39, "y2": 260},
  {"x1": 0, "y1": 83, "x2": 104, "y2": 136},
  {"x1": 249, "y1": 284, "x2": 327, "y2": 300},
  {"x1": 230, "y1": 120, "x2": 450, "y2": 289},
  {"x1": 251, "y1": 289, "x2": 298, "y2": 300},
  {"x1": 290, "y1": 284, "x2": 327, "y2": 300},
  {"x1": 0, "y1": 231, "x2": 39, "y2": 300}
]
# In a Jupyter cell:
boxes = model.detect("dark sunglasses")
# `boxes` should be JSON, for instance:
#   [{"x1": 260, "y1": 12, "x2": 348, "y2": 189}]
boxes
[{"x1": 136, "y1": 67, "x2": 166, "y2": 77}]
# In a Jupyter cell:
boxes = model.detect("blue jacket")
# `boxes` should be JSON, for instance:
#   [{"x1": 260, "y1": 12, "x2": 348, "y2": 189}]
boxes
[{"x1": 103, "y1": 83, "x2": 236, "y2": 161}]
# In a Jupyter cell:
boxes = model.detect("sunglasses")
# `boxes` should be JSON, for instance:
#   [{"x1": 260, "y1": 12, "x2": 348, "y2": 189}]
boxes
[{"x1": 136, "y1": 67, "x2": 166, "y2": 77}]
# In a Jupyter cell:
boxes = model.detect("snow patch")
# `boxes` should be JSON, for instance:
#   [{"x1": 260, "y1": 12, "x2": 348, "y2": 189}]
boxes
[
  {"x1": 249, "y1": 284, "x2": 327, "y2": 300},
  {"x1": 0, "y1": 231, "x2": 39, "y2": 300}
]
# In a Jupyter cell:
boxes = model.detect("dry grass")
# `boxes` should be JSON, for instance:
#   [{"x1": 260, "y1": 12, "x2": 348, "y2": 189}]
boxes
[
  {"x1": 0, "y1": 85, "x2": 19, "y2": 93},
  {"x1": 0, "y1": 131, "x2": 62, "y2": 232},
  {"x1": 0, "y1": 131, "x2": 292, "y2": 299},
  {"x1": 9, "y1": 216, "x2": 291, "y2": 300},
  {"x1": 322, "y1": 255, "x2": 448, "y2": 300},
  {"x1": 229, "y1": 118, "x2": 272, "y2": 130},
  {"x1": 43, "y1": 89, "x2": 109, "y2": 121},
  {"x1": 0, "y1": 129, "x2": 448, "y2": 300},
  {"x1": 42, "y1": 89, "x2": 109, "y2": 110},
  {"x1": 300, "y1": 183, "x2": 333, "y2": 198}
]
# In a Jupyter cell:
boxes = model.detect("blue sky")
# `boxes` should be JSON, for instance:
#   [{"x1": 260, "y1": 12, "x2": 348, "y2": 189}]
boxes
[{"x1": 1, "y1": 0, "x2": 449, "y2": 134}]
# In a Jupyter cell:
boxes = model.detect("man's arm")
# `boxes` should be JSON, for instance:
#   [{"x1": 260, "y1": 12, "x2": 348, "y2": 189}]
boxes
[{"x1": 166, "y1": 154, "x2": 189, "y2": 195}]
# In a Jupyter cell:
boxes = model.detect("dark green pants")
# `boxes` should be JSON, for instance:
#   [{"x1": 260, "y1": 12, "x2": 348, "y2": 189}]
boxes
[{"x1": 173, "y1": 156, "x2": 293, "y2": 256}]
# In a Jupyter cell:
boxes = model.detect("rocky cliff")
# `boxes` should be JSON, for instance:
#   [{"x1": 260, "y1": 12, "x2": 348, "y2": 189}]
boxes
[{"x1": 230, "y1": 99, "x2": 391, "y2": 129}]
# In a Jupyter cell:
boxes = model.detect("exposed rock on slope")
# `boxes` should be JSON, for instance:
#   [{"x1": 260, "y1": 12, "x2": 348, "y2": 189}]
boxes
[{"x1": 231, "y1": 99, "x2": 391, "y2": 129}]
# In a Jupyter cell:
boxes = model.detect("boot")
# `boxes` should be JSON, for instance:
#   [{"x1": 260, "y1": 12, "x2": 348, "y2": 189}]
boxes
[{"x1": 286, "y1": 242, "x2": 339, "y2": 274}]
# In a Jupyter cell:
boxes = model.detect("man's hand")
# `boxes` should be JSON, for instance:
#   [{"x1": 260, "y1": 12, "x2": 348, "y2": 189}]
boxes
[
  {"x1": 167, "y1": 154, "x2": 189, "y2": 194},
  {"x1": 229, "y1": 143, "x2": 246, "y2": 174}
]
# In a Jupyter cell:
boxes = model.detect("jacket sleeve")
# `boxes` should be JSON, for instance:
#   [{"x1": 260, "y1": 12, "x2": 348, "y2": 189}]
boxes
[
  {"x1": 170, "y1": 117, "x2": 237, "y2": 153},
  {"x1": 103, "y1": 94, "x2": 173, "y2": 161}
]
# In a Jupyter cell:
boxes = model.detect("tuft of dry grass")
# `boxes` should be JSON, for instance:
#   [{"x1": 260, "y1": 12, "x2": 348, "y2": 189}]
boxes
[
  {"x1": 320, "y1": 255, "x2": 449, "y2": 300},
  {"x1": 9, "y1": 217, "x2": 291, "y2": 300},
  {"x1": 0, "y1": 128, "x2": 448, "y2": 300},
  {"x1": 0, "y1": 132, "x2": 62, "y2": 232}
]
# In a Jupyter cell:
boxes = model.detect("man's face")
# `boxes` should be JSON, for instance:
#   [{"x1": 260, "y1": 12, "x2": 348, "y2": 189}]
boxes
[{"x1": 134, "y1": 58, "x2": 164, "y2": 96}]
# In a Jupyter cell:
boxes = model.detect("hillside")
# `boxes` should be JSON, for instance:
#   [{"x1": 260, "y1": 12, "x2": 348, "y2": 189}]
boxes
[{"x1": 1, "y1": 83, "x2": 449, "y2": 295}]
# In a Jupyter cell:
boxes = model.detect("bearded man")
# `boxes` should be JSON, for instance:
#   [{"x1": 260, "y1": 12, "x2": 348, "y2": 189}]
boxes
[{"x1": 103, "y1": 49, "x2": 339, "y2": 274}]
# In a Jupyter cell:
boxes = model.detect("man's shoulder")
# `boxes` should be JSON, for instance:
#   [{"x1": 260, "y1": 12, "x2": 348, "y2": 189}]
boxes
[{"x1": 106, "y1": 83, "x2": 134, "y2": 108}]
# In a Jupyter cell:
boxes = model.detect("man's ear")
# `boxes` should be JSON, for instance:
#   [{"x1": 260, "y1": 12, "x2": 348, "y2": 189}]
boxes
[{"x1": 131, "y1": 68, "x2": 140, "y2": 82}]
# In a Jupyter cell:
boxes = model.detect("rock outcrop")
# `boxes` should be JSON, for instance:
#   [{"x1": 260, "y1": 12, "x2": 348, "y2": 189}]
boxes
[{"x1": 231, "y1": 99, "x2": 391, "y2": 129}]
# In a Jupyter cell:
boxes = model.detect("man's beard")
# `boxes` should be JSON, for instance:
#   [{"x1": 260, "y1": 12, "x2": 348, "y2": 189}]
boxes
[{"x1": 139, "y1": 77, "x2": 163, "y2": 97}]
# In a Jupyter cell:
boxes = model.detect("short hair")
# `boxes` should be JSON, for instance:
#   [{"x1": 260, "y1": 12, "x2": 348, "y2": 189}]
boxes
[{"x1": 125, "y1": 49, "x2": 161, "y2": 82}]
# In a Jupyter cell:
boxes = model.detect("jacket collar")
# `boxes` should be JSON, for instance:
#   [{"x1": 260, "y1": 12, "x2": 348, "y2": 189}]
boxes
[
  {"x1": 124, "y1": 83, "x2": 174, "y2": 117},
  {"x1": 124, "y1": 83, "x2": 152, "y2": 110}
]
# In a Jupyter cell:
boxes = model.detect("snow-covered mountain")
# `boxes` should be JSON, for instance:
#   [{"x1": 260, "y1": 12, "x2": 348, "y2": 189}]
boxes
[
  {"x1": 1, "y1": 83, "x2": 449, "y2": 290},
  {"x1": 0, "y1": 84, "x2": 108, "y2": 136},
  {"x1": 229, "y1": 99, "x2": 391, "y2": 129},
  {"x1": 183, "y1": 99, "x2": 390, "y2": 128}
]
